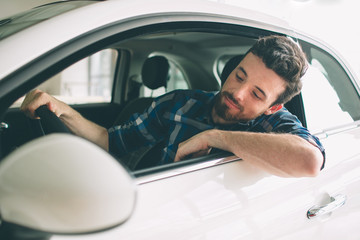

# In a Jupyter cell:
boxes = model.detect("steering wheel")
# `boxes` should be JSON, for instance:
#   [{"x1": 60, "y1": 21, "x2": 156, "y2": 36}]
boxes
[{"x1": 33, "y1": 105, "x2": 71, "y2": 136}]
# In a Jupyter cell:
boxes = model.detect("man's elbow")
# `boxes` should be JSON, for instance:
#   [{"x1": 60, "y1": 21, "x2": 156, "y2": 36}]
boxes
[{"x1": 303, "y1": 147, "x2": 324, "y2": 177}]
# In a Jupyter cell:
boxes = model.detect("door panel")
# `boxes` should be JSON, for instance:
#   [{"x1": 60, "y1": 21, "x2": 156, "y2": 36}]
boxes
[{"x1": 50, "y1": 128, "x2": 360, "y2": 239}]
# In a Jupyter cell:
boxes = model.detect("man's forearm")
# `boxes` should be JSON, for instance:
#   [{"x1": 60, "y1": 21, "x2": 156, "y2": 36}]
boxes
[
  {"x1": 208, "y1": 129, "x2": 323, "y2": 177},
  {"x1": 59, "y1": 110, "x2": 109, "y2": 151},
  {"x1": 175, "y1": 129, "x2": 323, "y2": 177}
]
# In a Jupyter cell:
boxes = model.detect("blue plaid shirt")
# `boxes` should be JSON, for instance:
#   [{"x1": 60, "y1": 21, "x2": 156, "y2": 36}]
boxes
[{"x1": 108, "y1": 89, "x2": 325, "y2": 167}]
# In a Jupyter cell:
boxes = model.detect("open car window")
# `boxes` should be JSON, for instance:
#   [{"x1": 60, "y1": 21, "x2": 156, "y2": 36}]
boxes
[{"x1": 3, "y1": 18, "x2": 347, "y2": 178}]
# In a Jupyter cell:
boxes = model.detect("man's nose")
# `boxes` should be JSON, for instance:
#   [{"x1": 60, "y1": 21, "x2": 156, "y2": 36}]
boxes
[{"x1": 233, "y1": 85, "x2": 248, "y2": 103}]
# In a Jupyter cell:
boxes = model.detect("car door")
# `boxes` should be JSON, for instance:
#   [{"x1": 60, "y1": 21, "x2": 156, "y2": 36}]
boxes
[
  {"x1": 55, "y1": 39, "x2": 360, "y2": 240},
  {"x1": 57, "y1": 139, "x2": 359, "y2": 240}
]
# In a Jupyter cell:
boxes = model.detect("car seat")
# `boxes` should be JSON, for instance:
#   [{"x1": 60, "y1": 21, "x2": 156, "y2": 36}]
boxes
[
  {"x1": 113, "y1": 56, "x2": 170, "y2": 125},
  {"x1": 113, "y1": 56, "x2": 170, "y2": 170}
]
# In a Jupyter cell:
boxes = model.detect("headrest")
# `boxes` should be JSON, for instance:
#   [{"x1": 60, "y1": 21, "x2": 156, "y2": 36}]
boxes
[
  {"x1": 220, "y1": 55, "x2": 245, "y2": 86},
  {"x1": 141, "y1": 56, "x2": 170, "y2": 90}
]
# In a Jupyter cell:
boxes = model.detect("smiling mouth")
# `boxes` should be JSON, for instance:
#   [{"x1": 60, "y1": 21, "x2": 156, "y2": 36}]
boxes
[{"x1": 224, "y1": 94, "x2": 241, "y2": 110}]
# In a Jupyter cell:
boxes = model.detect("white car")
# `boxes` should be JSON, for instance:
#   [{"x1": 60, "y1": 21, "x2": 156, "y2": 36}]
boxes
[{"x1": 0, "y1": 0, "x2": 360, "y2": 239}]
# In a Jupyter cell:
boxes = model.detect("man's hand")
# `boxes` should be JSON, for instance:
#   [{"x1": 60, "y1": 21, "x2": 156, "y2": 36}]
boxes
[
  {"x1": 20, "y1": 89, "x2": 109, "y2": 151},
  {"x1": 174, "y1": 130, "x2": 213, "y2": 162},
  {"x1": 20, "y1": 89, "x2": 67, "y2": 119}
]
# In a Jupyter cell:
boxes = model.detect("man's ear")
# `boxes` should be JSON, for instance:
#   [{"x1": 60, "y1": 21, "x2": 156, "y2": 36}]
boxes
[{"x1": 264, "y1": 104, "x2": 283, "y2": 115}]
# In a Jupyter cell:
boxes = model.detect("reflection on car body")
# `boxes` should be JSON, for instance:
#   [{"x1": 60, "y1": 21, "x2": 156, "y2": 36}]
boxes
[{"x1": 0, "y1": 0, "x2": 360, "y2": 239}]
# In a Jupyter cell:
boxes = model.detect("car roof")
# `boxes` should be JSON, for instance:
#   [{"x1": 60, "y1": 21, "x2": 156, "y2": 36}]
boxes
[{"x1": 0, "y1": 0, "x2": 292, "y2": 81}]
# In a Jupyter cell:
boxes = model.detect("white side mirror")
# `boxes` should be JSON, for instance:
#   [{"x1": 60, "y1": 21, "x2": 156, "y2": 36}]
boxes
[{"x1": 0, "y1": 134, "x2": 136, "y2": 235}]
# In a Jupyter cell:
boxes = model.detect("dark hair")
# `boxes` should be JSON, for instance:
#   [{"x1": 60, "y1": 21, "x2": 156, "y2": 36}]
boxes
[{"x1": 247, "y1": 35, "x2": 308, "y2": 105}]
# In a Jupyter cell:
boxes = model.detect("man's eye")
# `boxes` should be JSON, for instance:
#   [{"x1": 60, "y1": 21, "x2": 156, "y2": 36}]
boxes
[
  {"x1": 236, "y1": 75, "x2": 243, "y2": 82},
  {"x1": 253, "y1": 91, "x2": 261, "y2": 100}
]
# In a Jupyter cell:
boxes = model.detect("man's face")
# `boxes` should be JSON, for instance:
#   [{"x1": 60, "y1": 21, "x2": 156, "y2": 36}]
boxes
[{"x1": 213, "y1": 53, "x2": 286, "y2": 124}]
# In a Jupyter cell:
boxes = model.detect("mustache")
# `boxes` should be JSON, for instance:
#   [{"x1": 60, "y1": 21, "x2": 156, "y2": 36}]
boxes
[{"x1": 222, "y1": 91, "x2": 243, "y2": 110}]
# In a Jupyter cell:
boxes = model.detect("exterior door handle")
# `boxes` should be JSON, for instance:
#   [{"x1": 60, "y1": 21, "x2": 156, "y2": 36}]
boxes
[{"x1": 307, "y1": 194, "x2": 347, "y2": 219}]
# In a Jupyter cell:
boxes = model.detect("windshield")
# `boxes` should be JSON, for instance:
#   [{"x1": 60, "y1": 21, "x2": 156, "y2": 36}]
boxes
[{"x1": 0, "y1": 1, "x2": 98, "y2": 40}]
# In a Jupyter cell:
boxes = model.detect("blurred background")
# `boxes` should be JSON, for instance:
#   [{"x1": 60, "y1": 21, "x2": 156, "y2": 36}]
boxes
[{"x1": 1, "y1": 0, "x2": 359, "y2": 82}]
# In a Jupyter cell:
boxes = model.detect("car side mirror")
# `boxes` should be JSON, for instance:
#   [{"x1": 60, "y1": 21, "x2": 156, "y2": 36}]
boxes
[{"x1": 0, "y1": 134, "x2": 136, "y2": 239}]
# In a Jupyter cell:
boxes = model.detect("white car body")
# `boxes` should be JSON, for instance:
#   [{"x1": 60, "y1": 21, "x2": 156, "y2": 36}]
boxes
[{"x1": 0, "y1": 0, "x2": 360, "y2": 239}]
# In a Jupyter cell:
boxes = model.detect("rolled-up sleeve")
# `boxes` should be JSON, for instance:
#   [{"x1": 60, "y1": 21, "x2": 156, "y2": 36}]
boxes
[
  {"x1": 272, "y1": 111, "x2": 326, "y2": 170},
  {"x1": 254, "y1": 109, "x2": 326, "y2": 170}
]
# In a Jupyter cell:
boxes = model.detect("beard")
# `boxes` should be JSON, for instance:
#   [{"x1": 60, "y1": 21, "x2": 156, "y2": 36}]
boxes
[{"x1": 213, "y1": 91, "x2": 246, "y2": 123}]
